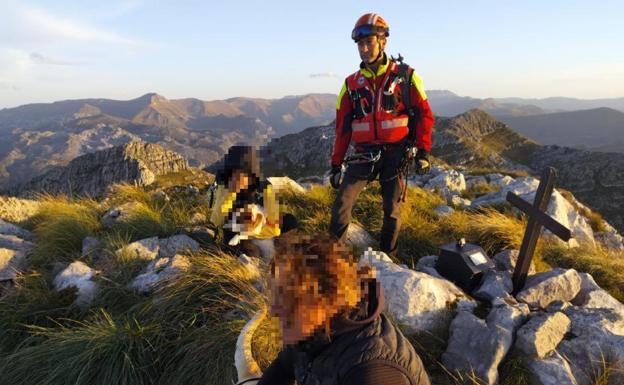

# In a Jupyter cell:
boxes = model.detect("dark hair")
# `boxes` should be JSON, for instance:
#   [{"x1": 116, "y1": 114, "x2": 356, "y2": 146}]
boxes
[{"x1": 216, "y1": 145, "x2": 262, "y2": 188}]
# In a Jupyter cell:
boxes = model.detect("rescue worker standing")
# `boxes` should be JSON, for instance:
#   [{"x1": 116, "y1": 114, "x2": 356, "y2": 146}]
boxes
[{"x1": 329, "y1": 13, "x2": 434, "y2": 256}]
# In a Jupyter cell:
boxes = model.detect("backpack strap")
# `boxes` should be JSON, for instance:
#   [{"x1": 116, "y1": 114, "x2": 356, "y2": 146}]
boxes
[{"x1": 396, "y1": 62, "x2": 418, "y2": 141}]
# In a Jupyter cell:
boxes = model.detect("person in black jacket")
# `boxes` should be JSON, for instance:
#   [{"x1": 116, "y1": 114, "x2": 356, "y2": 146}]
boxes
[{"x1": 257, "y1": 235, "x2": 430, "y2": 385}]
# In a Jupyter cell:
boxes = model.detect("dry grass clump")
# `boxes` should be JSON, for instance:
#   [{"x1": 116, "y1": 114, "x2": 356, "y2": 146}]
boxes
[
  {"x1": 467, "y1": 208, "x2": 526, "y2": 256},
  {"x1": 28, "y1": 195, "x2": 102, "y2": 267},
  {"x1": 460, "y1": 182, "x2": 501, "y2": 201},
  {"x1": 540, "y1": 242, "x2": 624, "y2": 303},
  {"x1": 0, "y1": 272, "x2": 78, "y2": 354},
  {"x1": 103, "y1": 183, "x2": 210, "y2": 242},
  {"x1": 0, "y1": 310, "x2": 164, "y2": 385},
  {"x1": 148, "y1": 168, "x2": 213, "y2": 191},
  {"x1": 0, "y1": 247, "x2": 269, "y2": 385}
]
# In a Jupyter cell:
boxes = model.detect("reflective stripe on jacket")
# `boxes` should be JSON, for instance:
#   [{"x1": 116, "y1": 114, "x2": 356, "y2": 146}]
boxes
[{"x1": 331, "y1": 55, "x2": 434, "y2": 167}]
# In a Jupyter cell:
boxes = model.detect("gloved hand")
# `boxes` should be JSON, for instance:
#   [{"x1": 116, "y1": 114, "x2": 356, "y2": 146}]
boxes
[
  {"x1": 329, "y1": 165, "x2": 342, "y2": 189},
  {"x1": 414, "y1": 149, "x2": 431, "y2": 175}
]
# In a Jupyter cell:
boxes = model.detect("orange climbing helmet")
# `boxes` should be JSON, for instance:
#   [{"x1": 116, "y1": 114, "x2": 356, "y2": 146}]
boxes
[{"x1": 351, "y1": 13, "x2": 390, "y2": 42}]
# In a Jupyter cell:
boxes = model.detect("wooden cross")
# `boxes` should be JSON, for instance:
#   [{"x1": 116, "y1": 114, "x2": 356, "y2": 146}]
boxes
[{"x1": 506, "y1": 167, "x2": 572, "y2": 294}]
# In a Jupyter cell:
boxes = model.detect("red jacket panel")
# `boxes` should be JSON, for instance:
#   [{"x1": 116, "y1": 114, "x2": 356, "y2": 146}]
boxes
[{"x1": 331, "y1": 57, "x2": 434, "y2": 167}]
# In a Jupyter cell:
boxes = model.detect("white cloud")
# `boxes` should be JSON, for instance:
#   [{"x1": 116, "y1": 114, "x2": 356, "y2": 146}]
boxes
[
  {"x1": 0, "y1": 2, "x2": 143, "y2": 47},
  {"x1": 29, "y1": 52, "x2": 82, "y2": 66},
  {"x1": 17, "y1": 5, "x2": 139, "y2": 45}
]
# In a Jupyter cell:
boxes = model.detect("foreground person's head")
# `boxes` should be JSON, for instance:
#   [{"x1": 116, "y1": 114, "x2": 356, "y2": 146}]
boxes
[{"x1": 269, "y1": 236, "x2": 364, "y2": 346}]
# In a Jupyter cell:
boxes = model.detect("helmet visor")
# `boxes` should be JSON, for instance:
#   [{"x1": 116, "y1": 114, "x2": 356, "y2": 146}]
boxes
[{"x1": 352, "y1": 25, "x2": 374, "y2": 41}]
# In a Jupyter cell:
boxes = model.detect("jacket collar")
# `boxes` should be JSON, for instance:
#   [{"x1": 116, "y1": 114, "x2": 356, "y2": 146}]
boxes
[{"x1": 359, "y1": 53, "x2": 390, "y2": 78}]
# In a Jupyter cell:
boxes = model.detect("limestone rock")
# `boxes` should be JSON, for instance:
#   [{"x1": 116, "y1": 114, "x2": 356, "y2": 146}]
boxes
[
  {"x1": 449, "y1": 195, "x2": 471, "y2": 208},
  {"x1": 13, "y1": 141, "x2": 189, "y2": 198},
  {"x1": 117, "y1": 236, "x2": 160, "y2": 261},
  {"x1": 0, "y1": 248, "x2": 26, "y2": 281},
  {"x1": 346, "y1": 223, "x2": 377, "y2": 249},
  {"x1": 184, "y1": 226, "x2": 217, "y2": 245},
  {"x1": 572, "y1": 273, "x2": 624, "y2": 314},
  {"x1": 425, "y1": 169, "x2": 466, "y2": 193},
  {"x1": 526, "y1": 351, "x2": 578, "y2": 385},
  {"x1": 81, "y1": 236, "x2": 102, "y2": 258},
  {"x1": 101, "y1": 201, "x2": 143, "y2": 228},
  {"x1": 558, "y1": 305, "x2": 624, "y2": 385},
  {"x1": 130, "y1": 255, "x2": 191, "y2": 293},
  {"x1": 359, "y1": 248, "x2": 467, "y2": 334},
  {"x1": 267, "y1": 176, "x2": 306, "y2": 194},
  {"x1": 493, "y1": 249, "x2": 536, "y2": 276},
  {"x1": 53, "y1": 261, "x2": 98, "y2": 306},
  {"x1": 472, "y1": 270, "x2": 513, "y2": 303},
  {"x1": 516, "y1": 268, "x2": 582, "y2": 309},
  {"x1": 594, "y1": 230, "x2": 624, "y2": 251},
  {"x1": 434, "y1": 204, "x2": 454, "y2": 216},
  {"x1": 488, "y1": 174, "x2": 515, "y2": 188},
  {"x1": 514, "y1": 312, "x2": 570, "y2": 358},
  {"x1": 0, "y1": 218, "x2": 33, "y2": 240},
  {"x1": 158, "y1": 234, "x2": 200, "y2": 258},
  {"x1": 442, "y1": 302, "x2": 529, "y2": 385},
  {"x1": 544, "y1": 300, "x2": 571, "y2": 314},
  {"x1": 0, "y1": 234, "x2": 34, "y2": 251},
  {"x1": 415, "y1": 255, "x2": 443, "y2": 278},
  {"x1": 415, "y1": 255, "x2": 437, "y2": 271},
  {"x1": 465, "y1": 175, "x2": 487, "y2": 189}
]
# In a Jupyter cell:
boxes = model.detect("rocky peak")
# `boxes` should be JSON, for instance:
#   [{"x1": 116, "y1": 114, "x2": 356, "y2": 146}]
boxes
[
  {"x1": 10, "y1": 140, "x2": 189, "y2": 198},
  {"x1": 443, "y1": 109, "x2": 510, "y2": 140}
]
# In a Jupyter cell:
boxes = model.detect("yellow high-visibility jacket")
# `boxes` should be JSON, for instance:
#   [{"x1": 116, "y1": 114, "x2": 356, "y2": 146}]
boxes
[{"x1": 209, "y1": 183, "x2": 281, "y2": 240}]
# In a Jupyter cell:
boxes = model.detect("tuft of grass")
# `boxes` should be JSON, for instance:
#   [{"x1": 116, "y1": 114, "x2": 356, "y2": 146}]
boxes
[
  {"x1": 0, "y1": 272, "x2": 78, "y2": 354},
  {"x1": 0, "y1": 310, "x2": 164, "y2": 385},
  {"x1": 461, "y1": 182, "x2": 501, "y2": 201},
  {"x1": 280, "y1": 185, "x2": 336, "y2": 234},
  {"x1": 252, "y1": 315, "x2": 282, "y2": 371},
  {"x1": 28, "y1": 195, "x2": 102, "y2": 267},
  {"x1": 586, "y1": 350, "x2": 624, "y2": 385},
  {"x1": 133, "y1": 249, "x2": 266, "y2": 385},
  {"x1": 148, "y1": 168, "x2": 213, "y2": 191},
  {"x1": 467, "y1": 208, "x2": 526, "y2": 256},
  {"x1": 540, "y1": 243, "x2": 624, "y2": 303},
  {"x1": 105, "y1": 184, "x2": 152, "y2": 207},
  {"x1": 499, "y1": 356, "x2": 531, "y2": 385}
]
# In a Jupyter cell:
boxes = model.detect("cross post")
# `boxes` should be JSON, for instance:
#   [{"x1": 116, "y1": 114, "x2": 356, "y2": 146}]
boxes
[{"x1": 507, "y1": 167, "x2": 572, "y2": 294}]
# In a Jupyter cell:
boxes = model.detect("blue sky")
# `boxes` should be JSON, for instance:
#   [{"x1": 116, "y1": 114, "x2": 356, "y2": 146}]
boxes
[{"x1": 1, "y1": 0, "x2": 623, "y2": 108}]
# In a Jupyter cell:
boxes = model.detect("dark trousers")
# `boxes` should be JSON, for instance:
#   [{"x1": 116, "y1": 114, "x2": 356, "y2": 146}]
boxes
[{"x1": 329, "y1": 147, "x2": 404, "y2": 254}]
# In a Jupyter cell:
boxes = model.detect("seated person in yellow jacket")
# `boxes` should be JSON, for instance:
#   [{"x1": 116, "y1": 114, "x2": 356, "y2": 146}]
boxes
[{"x1": 210, "y1": 145, "x2": 298, "y2": 260}]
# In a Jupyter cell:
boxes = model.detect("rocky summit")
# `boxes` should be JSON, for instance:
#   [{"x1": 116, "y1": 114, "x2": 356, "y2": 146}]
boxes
[{"x1": 8, "y1": 140, "x2": 189, "y2": 197}]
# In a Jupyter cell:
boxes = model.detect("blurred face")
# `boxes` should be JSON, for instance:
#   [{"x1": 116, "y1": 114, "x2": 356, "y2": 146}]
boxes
[
  {"x1": 270, "y1": 258, "x2": 330, "y2": 346},
  {"x1": 269, "y1": 246, "x2": 362, "y2": 346},
  {"x1": 357, "y1": 35, "x2": 385, "y2": 64},
  {"x1": 228, "y1": 170, "x2": 250, "y2": 192}
]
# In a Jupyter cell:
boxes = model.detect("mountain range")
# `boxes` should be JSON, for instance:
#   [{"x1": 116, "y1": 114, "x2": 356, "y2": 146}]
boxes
[
  {"x1": 262, "y1": 109, "x2": 624, "y2": 233},
  {"x1": 0, "y1": 93, "x2": 335, "y2": 188}
]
